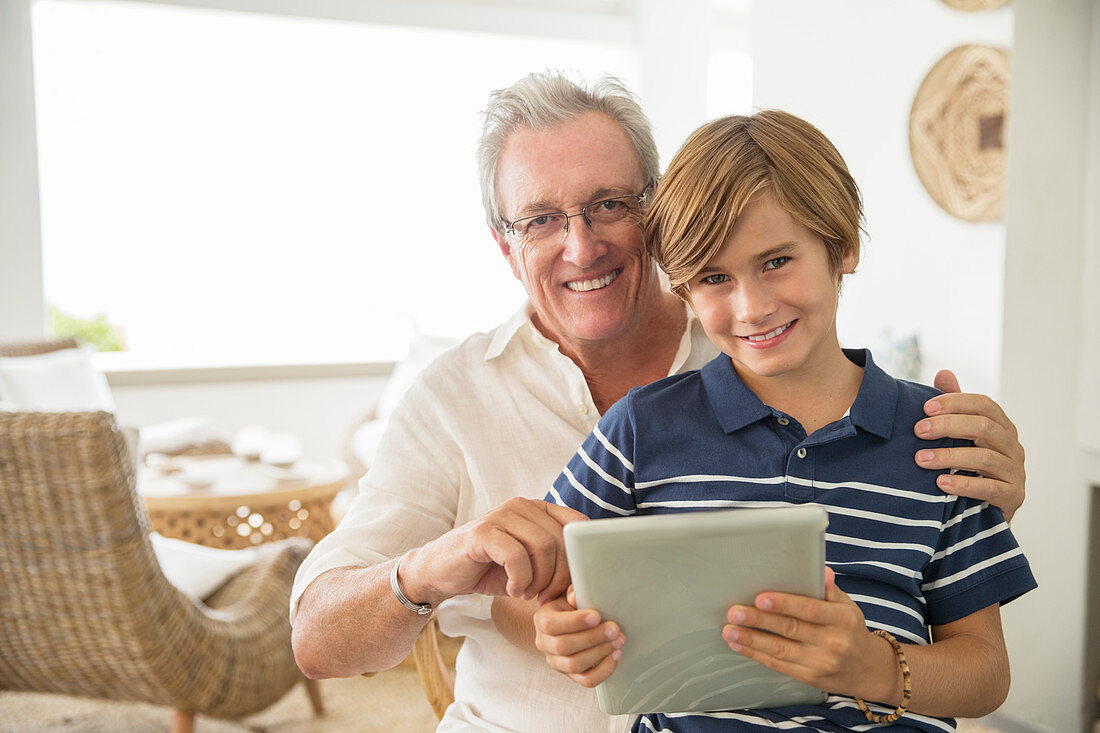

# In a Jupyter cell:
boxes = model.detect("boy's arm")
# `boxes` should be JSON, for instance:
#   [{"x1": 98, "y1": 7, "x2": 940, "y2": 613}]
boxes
[
  {"x1": 492, "y1": 589, "x2": 625, "y2": 688},
  {"x1": 491, "y1": 596, "x2": 539, "y2": 649},
  {"x1": 723, "y1": 568, "x2": 1010, "y2": 718},
  {"x1": 530, "y1": 586, "x2": 625, "y2": 687}
]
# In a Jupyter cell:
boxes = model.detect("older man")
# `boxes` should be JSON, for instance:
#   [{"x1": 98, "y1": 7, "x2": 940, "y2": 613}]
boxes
[{"x1": 290, "y1": 73, "x2": 1026, "y2": 732}]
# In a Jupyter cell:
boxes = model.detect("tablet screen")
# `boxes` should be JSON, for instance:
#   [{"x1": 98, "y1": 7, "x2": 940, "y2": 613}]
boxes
[{"x1": 563, "y1": 505, "x2": 829, "y2": 715}]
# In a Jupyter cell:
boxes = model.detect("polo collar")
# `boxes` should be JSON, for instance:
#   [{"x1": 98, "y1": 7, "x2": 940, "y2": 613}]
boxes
[
  {"x1": 700, "y1": 348, "x2": 897, "y2": 439},
  {"x1": 845, "y1": 349, "x2": 897, "y2": 440}
]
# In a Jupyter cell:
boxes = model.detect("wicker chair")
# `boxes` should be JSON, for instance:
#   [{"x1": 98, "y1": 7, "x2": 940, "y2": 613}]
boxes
[
  {"x1": 412, "y1": 618, "x2": 455, "y2": 720},
  {"x1": 0, "y1": 411, "x2": 322, "y2": 733},
  {"x1": 0, "y1": 336, "x2": 79, "y2": 358}
]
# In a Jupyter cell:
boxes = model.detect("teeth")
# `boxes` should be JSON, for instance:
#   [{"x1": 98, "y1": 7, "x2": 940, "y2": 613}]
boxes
[
  {"x1": 745, "y1": 322, "x2": 792, "y2": 342},
  {"x1": 566, "y1": 270, "x2": 619, "y2": 292}
]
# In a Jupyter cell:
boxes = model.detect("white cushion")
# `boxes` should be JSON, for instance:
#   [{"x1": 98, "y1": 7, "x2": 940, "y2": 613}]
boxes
[
  {"x1": 352, "y1": 330, "x2": 458, "y2": 471},
  {"x1": 0, "y1": 347, "x2": 115, "y2": 412},
  {"x1": 376, "y1": 330, "x2": 459, "y2": 421},
  {"x1": 149, "y1": 532, "x2": 260, "y2": 600},
  {"x1": 140, "y1": 416, "x2": 214, "y2": 455}
]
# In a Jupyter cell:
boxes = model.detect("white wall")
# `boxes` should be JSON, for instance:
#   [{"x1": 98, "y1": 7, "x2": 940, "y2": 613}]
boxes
[
  {"x1": 751, "y1": 0, "x2": 1012, "y2": 398},
  {"x1": 0, "y1": 0, "x2": 45, "y2": 340},
  {"x1": 999, "y1": 1, "x2": 1099, "y2": 732}
]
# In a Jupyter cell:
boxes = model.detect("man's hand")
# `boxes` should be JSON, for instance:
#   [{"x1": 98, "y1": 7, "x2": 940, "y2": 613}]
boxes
[
  {"x1": 913, "y1": 369, "x2": 1026, "y2": 521},
  {"x1": 400, "y1": 497, "x2": 586, "y2": 607},
  {"x1": 533, "y1": 586, "x2": 624, "y2": 688},
  {"x1": 721, "y1": 568, "x2": 896, "y2": 703}
]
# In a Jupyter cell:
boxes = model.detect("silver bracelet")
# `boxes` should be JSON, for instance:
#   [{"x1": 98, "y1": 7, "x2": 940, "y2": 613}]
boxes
[{"x1": 390, "y1": 552, "x2": 432, "y2": 616}]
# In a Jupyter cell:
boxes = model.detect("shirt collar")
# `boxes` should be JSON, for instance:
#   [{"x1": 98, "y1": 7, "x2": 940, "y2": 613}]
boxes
[
  {"x1": 484, "y1": 300, "x2": 700, "y2": 375},
  {"x1": 700, "y1": 348, "x2": 897, "y2": 439},
  {"x1": 845, "y1": 348, "x2": 897, "y2": 439},
  {"x1": 485, "y1": 302, "x2": 538, "y2": 362}
]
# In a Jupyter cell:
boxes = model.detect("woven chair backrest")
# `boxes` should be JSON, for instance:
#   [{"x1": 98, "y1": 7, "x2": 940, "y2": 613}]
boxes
[
  {"x1": 0, "y1": 411, "x2": 187, "y2": 701},
  {"x1": 0, "y1": 337, "x2": 79, "y2": 358}
]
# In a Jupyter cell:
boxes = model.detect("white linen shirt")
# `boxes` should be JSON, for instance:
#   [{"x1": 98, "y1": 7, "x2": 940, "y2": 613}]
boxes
[{"x1": 290, "y1": 302, "x2": 716, "y2": 733}]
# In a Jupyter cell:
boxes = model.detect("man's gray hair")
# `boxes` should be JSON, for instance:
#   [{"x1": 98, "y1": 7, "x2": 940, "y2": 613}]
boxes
[{"x1": 477, "y1": 71, "x2": 660, "y2": 234}]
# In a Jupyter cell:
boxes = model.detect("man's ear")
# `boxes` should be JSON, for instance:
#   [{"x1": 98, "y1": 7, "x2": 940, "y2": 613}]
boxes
[{"x1": 491, "y1": 226, "x2": 522, "y2": 280}]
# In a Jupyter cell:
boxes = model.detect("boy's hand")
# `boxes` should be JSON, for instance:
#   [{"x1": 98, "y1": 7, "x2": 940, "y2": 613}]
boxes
[
  {"x1": 533, "y1": 586, "x2": 624, "y2": 688},
  {"x1": 722, "y1": 568, "x2": 896, "y2": 702},
  {"x1": 913, "y1": 369, "x2": 1025, "y2": 521}
]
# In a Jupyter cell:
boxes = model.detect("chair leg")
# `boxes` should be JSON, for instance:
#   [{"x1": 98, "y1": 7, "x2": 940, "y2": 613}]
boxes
[
  {"x1": 303, "y1": 676, "x2": 324, "y2": 716},
  {"x1": 171, "y1": 710, "x2": 195, "y2": 733}
]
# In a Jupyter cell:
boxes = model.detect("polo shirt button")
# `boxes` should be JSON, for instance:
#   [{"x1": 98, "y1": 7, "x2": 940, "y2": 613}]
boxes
[
  {"x1": 577, "y1": 404, "x2": 589, "y2": 416},
  {"x1": 796, "y1": 447, "x2": 807, "y2": 458},
  {"x1": 777, "y1": 417, "x2": 790, "y2": 426}
]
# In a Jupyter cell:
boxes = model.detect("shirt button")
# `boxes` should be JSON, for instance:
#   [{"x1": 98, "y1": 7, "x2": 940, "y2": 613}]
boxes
[
  {"x1": 577, "y1": 404, "x2": 589, "y2": 416},
  {"x1": 777, "y1": 417, "x2": 790, "y2": 426},
  {"x1": 796, "y1": 447, "x2": 807, "y2": 459}
]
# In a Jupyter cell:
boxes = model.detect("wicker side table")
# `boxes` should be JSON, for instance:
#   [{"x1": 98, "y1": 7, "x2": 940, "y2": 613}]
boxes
[{"x1": 140, "y1": 456, "x2": 349, "y2": 549}]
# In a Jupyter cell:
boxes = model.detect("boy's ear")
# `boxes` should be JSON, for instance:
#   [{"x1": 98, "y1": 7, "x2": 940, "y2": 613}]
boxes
[{"x1": 840, "y1": 242, "x2": 860, "y2": 275}]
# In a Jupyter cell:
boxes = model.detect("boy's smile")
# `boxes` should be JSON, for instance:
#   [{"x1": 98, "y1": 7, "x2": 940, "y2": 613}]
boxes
[{"x1": 685, "y1": 193, "x2": 859, "y2": 402}]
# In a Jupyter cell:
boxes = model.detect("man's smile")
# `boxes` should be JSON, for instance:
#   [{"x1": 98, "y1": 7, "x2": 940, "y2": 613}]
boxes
[{"x1": 565, "y1": 268, "x2": 621, "y2": 292}]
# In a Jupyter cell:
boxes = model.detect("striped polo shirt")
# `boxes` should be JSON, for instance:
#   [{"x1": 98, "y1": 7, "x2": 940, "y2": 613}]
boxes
[{"x1": 548, "y1": 349, "x2": 1036, "y2": 733}]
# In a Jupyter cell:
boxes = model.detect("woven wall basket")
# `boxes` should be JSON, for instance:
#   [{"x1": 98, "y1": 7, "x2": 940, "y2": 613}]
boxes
[
  {"x1": 939, "y1": 0, "x2": 1009, "y2": 11},
  {"x1": 909, "y1": 44, "x2": 1010, "y2": 222}
]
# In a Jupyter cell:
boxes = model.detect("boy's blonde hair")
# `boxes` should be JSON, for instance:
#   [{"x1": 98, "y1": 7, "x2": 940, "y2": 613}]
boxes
[{"x1": 644, "y1": 110, "x2": 864, "y2": 298}]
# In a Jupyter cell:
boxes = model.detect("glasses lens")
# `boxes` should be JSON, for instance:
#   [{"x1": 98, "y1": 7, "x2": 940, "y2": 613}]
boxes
[
  {"x1": 514, "y1": 213, "x2": 566, "y2": 245},
  {"x1": 587, "y1": 196, "x2": 640, "y2": 226}
]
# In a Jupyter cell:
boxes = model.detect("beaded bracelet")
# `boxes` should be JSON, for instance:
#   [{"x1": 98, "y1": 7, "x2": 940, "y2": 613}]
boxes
[{"x1": 855, "y1": 629, "x2": 912, "y2": 724}]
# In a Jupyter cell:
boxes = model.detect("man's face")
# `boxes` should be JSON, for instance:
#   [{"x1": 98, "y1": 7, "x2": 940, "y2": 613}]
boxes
[{"x1": 492, "y1": 112, "x2": 660, "y2": 352}]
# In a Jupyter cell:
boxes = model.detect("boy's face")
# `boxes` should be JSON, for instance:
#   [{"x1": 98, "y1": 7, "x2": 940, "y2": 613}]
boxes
[{"x1": 684, "y1": 194, "x2": 858, "y2": 390}]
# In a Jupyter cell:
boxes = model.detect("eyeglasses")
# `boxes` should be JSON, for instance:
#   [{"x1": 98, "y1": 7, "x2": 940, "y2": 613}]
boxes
[{"x1": 504, "y1": 189, "x2": 650, "y2": 248}]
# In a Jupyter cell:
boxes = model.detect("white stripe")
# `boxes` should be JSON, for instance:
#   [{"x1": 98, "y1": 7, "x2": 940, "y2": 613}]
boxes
[
  {"x1": 592, "y1": 424, "x2": 633, "y2": 472},
  {"x1": 826, "y1": 697, "x2": 956, "y2": 733},
  {"x1": 636, "y1": 717, "x2": 672, "y2": 733},
  {"x1": 546, "y1": 485, "x2": 565, "y2": 507},
  {"x1": 942, "y1": 501, "x2": 992, "y2": 531},
  {"x1": 666, "y1": 710, "x2": 828, "y2": 728},
  {"x1": 866, "y1": 620, "x2": 927, "y2": 645},
  {"x1": 577, "y1": 446, "x2": 633, "y2": 495},
  {"x1": 787, "y1": 475, "x2": 951, "y2": 504},
  {"x1": 921, "y1": 547, "x2": 1025, "y2": 592},
  {"x1": 827, "y1": 532, "x2": 935, "y2": 556},
  {"x1": 847, "y1": 593, "x2": 927, "y2": 624},
  {"x1": 930, "y1": 522, "x2": 1011, "y2": 562},
  {"x1": 634, "y1": 499, "x2": 941, "y2": 533},
  {"x1": 562, "y1": 467, "x2": 632, "y2": 516},
  {"x1": 636, "y1": 499, "x2": 780, "y2": 510},
  {"x1": 635, "y1": 473, "x2": 786, "y2": 489},
  {"x1": 824, "y1": 503, "x2": 941, "y2": 529},
  {"x1": 829, "y1": 558, "x2": 922, "y2": 582}
]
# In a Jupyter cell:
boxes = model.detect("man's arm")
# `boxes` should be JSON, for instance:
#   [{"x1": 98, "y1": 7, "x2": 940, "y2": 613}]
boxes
[
  {"x1": 914, "y1": 369, "x2": 1026, "y2": 520},
  {"x1": 292, "y1": 497, "x2": 585, "y2": 678},
  {"x1": 293, "y1": 560, "x2": 427, "y2": 678}
]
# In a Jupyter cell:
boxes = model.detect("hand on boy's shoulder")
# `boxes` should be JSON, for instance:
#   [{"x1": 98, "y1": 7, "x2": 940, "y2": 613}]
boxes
[{"x1": 913, "y1": 369, "x2": 1025, "y2": 521}]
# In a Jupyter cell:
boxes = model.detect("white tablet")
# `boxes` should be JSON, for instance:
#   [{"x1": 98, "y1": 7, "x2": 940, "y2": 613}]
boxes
[{"x1": 563, "y1": 505, "x2": 829, "y2": 716}]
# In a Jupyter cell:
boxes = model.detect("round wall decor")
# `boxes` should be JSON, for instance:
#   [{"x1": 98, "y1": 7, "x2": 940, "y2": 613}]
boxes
[{"x1": 909, "y1": 44, "x2": 1009, "y2": 223}]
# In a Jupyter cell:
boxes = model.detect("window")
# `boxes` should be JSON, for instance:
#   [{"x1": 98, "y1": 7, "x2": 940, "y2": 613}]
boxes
[{"x1": 31, "y1": 0, "x2": 640, "y2": 366}]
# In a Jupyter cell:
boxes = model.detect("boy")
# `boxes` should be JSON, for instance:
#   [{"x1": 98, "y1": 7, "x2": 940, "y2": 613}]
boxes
[{"x1": 536, "y1": 110, "x2": 1036, "y2": 732}]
